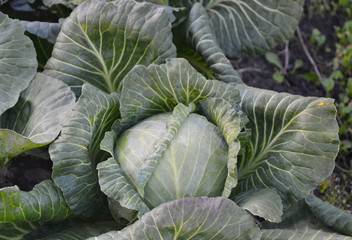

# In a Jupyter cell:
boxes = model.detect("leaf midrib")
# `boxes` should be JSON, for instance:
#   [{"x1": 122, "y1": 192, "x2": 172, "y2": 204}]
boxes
[{"x1": 239, "y1": 97, "x2": 328, "y2": 180}]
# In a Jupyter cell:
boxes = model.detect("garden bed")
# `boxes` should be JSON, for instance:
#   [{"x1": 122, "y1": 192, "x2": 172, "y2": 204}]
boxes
[
  {"x1": 0, "y1": 0, "x2": 351, "y2": 212},
  {"x1": 0, "y1": 0, "x2": 351, "y2": 238}
]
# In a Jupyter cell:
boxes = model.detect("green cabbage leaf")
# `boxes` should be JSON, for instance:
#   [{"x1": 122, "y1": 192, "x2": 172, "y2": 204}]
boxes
[
  {"x1": 170, "y1": 0, "x2": 304, "y2": 57},
  {"x1": 0, "y1": 73, "x2": 75, "y2": 168},
  {"x1": 178, "y1": 3, "x2": 243, "y2": 83},
  {"x1": 0, "y1": 180, "x2": 73, "y2": 240},
  {"x1": 233, "y1": 188, "x2": 283, "y2": 223},
  {"x1": 234, "y1": 85, "x2": 340, "y2": 206},
  {"x1": 262, "y1": 197, "x2": 352, "y2": 239},
  {"x1": 0, "y1": 12, "x2": 37, "y2": 115},
  {"x1": 89, "y1": 197, "x2": 262, "y2": 240},
  {"x1": 44, "y1": 0, "x2": 176, "y2": 96},
  {"x1": 49, "y1": 84, "x2": 120, "y2": 217},
  {"x1": 305, "y1": 194, "x2": 352, "y2": 236}
]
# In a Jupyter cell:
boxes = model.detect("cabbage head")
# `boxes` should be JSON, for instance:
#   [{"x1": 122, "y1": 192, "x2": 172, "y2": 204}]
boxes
[
  {"x1": 117, "y1": 112, "x2": 228, "y2": 208},
  {"x1": 96, "y1": 58, "x2": 246, "y2": 219}
]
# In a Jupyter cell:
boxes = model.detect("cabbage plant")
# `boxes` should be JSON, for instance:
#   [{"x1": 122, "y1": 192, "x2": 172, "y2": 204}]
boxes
[
  {"x1": 0, "y1": 0, "x2": 352, "y2": 239},
  {"x1": 0, "y1": 12, "x2": 75, "y2": 168}
]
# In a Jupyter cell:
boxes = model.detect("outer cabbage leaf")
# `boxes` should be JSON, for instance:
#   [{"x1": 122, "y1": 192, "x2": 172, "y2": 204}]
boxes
[
  {"x1": 136, "y1": 3, "x2": 180, "y2": 24},
  {"x1": 233, "y1": 188, "x2": 283, "y2": 223},
  {"x1": 49, "y1": 83, "x2": 120, "y2": 217},
  {"x1": 21, "y1": 20, "x2": 62, "y2": 44},
  {"x1": 0, "y1": 221, "x2": 40, "y2": 240},
  {"x1": 0, "y1": 180, "x2": 72, "y2": 222},
  {"x1": 175, "y1": 41, "x2": 216, "y2": 80},
  {"x1": 0, "y1": 12, "x2": 37, "y2": 115},
  {"x1": 8, "y1": 0, "x2": 35, "y2": 9},
  {"x1": 180, "y1": 3, "x2": 243, "y2": 83},
  {"x1": 41, "y1": 0, "x2": 83, "y2": 8},
  {"x1": 97, "y1": 157, "x2": 150, "y2": 219},
  {"x1": 234, "y1": 86, "x2": 340, "y2": 205},
  {"x1": 170, "y1": 0, "x2": 304, "y2": 57},
  {"x1": 0, "y1": 180, "x2": 72, "y2": 239},
  {"x1": 0, "y1": 0, "x2": 9, "y2": 6},
  {"x1": 306, "y1": 194, "x2": 352, "y2": 236},
  {"x1": 0, "y1": 131, "x2": 46, "y2": 169},
  {"x1": 20, "y1": 20, "x2": 62, "y2": 68},
  {"x1": 99, "y1": 123, "x2": 150, "y2": 221},
  {"x1": 0, "y1": 73, "x2": 75, "y2": 168},
  {"x1": 44, "y1": 0, "x2": 176, "y2": 96},
  {"x1": 199, "y1": 98, "x2": 243, "y2": 197},
  {"x1": 89, "y1": 197, "x2": 261, "y2": 240},
  {"x1": 22, "y1": 221, "x2": 120, "y2": 240},
  {"x1": 136, "y1": 0, "x2": 168, "y2": 4},
  {"x1": 120, "y1": 58, "x2": 240, "y2": 124},
  {"x1": 25, "y1": 34, "x2": 54, "y2": 70},
  {"x1": 262, "y1": 199, "x2": 352, "y2": 240}
]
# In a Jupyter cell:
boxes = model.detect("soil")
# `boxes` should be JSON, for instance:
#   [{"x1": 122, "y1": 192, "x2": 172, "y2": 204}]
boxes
[
  {"x1": 234, "y1": 13, "x2": 338, "y2": 98},
  {"x1": 0, "y1": 0, "x2": 350, "y2": 211},
  {"x1": 0, "y1": 154, "x2": 52, "y2": 191},
  {"x1": 234, "y1": 3, "x2": 352, "y2": 211}
]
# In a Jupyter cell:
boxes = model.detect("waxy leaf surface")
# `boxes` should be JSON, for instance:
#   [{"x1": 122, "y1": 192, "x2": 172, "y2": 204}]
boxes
[
  {"x1": 235, "y1": 86, "x2": 339, "y2": 204},
  {"x1": 21, "y1": 20, "x2": 62, "y2": 44},
  {"x1": 22, "y1": 221, "x2": 119, "y2": 240},
  {"x1": 181, "y1": 3, "x2": 243, "y2": 83},
  {"x1": 170, "y1": 0, "x2": 304, "y2": 56},
  {"x1": 262, "y1": 200, "x2": 352, "y2": 240},
  {"x1": 0, "y1": 12, "x2": 37, "y2": 115},
  {"x1": 45, "y1": 0, "x2": 176, "y2": 96},
  {"x1": 306, "y1": 194, "x2": 352, "y2": 236},
  {"x1": 0, "y1": 180, "x2": 72, "y2": 240},
  {"x1": 200, "y1": 98, "x2": 243, "y2": 197},
  {"x1": 0, "y1": 73, "x2": 75, "y2": 168},
  {"x1": 233, "y1": 188, "x2": 283, "y2": 223},
  {"x1": 89, "y1": 197, "x2": 261, "y2": 240},
  {"x1": 120, "y1": 58, "x2": 240, "y2": 123},
  {"x1": 49, "y1": 83, "x2": 120, "y2": 217}
]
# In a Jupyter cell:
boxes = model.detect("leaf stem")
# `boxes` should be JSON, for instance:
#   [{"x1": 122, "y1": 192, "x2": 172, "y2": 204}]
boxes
[
  {"x1": 296, "y1": 26, "x2": 323, "y2": 81},
  {"x1": 284, "y1": 40, "x2": 290, "y2": 72}
]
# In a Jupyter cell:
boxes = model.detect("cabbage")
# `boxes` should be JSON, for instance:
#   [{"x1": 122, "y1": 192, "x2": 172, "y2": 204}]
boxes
[{"x1": 117, "y1": 113, "x2": 228, "y2": 208}]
